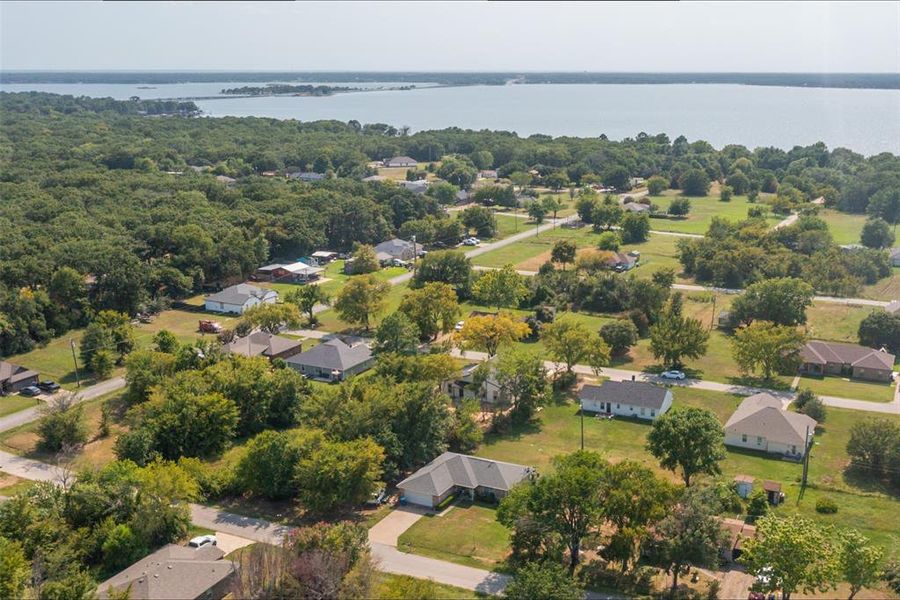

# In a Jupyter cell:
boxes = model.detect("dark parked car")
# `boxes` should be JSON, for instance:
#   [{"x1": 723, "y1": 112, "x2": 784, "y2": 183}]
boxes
[
  {"x1": 38, "y1": 380, "x2": 60, "y2": 393},
  {"x1": 20, "y1": 386, "x2": 42, "y2": 397}
]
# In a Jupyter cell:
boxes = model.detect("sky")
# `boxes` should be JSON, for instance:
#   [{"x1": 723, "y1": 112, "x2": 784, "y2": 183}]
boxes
[{"x1": 1, "y1": 1, "x2": 899, "y2": 72}]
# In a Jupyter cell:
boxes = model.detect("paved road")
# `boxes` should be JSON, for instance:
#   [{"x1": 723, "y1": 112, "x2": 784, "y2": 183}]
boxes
[
  {"x1": 372, "y1": 542, "x2": 511, "y2": 595},
  {"x1": 774, "y1": 212, "x2": 799, "y2": 229},
  {"x1": 0, "y1": 376, "x2": 126, "y2": 434}
]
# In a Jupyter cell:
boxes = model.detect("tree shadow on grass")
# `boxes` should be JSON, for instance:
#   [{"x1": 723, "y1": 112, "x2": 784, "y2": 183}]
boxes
[
  {"x1": 840, "y1": 465, "x2": 899, "y2": 497},
  {"x1": 726, "y1": 375, "x2": 792, "y2": 391}
]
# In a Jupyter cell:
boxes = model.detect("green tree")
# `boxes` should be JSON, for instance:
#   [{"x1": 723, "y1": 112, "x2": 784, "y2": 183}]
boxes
[
  {"x1": 857, "y1": 310, "x2": 900, "y2": 354},
  {"x1": 602, "y1": 165, "x2": 630, "y2": 190},
  {"x1": 349, "y1": 244, "x2": 381, "y2": 274},
  {"x1": 495, "y1": 348, "x2": 552, "y2": 422},
  {"x1": 472, "y1": 265, "x2": 529, "y2": 311},
  {"x1": 236, "y1": 429, "x2": 321, "y2": 500},
  {"x1": 740, "y1": 515, "x2": 839, "y2": 600},
  {"x1": 461, "y1": 206, "x2": 498, "y2": 238},
  {"x1": 668, "y1": 197, "x2": 691, "y2": 216},
  {"x1": 656, "y1": 486, "x2": 726, "y2": 592},
  {"x1": 398, "y1": 282, "x2": 460, "y2": 339},
  {"x1": 840, "y1": 529, "x2": 885, "y2": 600},
  {"x1": 457, "y1": 314, "x2": 530, "y2": 358},
  {"x1": 551, "y1": 239, "x2": 577, "y2": 270},
  {"x1": 294, "y1": 437, "x2": 385, "y2": 513},
  {"x1": 541, "y1": 317, "x2": 610, "y2": 374},
  {"x1": 437, "y1": 155, "x2": 477, "y2": 188},
  {"x1": 503, "y1": 562, "x2": 585, "y2": 600},
  {"x1": 866, "y1": 188, "x2": 900, "y2": 224},
  {"x1": 334, "y1": 275, "x2": 391, "y2": 331},
  {"x1": 152, "y1": 329, "x2": 179, "y2": 354},
  {"x1": 411, "y1": 250, "x2": 473, "y2": 298},
  {"x1": 80, "y1": 310, "x2": 135, "y2": 373},
  {"x1": 846, "y1": 417, "x2": 899, "y2": 477},
  {"x1": 619, "y1": 212, "x2": 650, "y2": 243},
  {"x1": 720, "y1": 185, "x2": 734, "y2": 202},
  {"x1": 545, "y1": 172, "x2": 569, "y2": 191},
  {"x1": 646, "y1": 407, "x2": 726, "y2": 486},
  {"x1": 679, "y1": 169, "x2": 711, "y2": 196},
  {"x1": 542, "y1": 195, "x2": 563, "y2": 221},
  {"x1": 647, "y1": 175, "x2": 668, "y2": 196},
  {"x1": 426, "y1": 181, "x2": 460, "y2": 205},
  {"x1": 241, "y1": 302, "x2": 302, "y2": 334},
  {"x1": 285, "y1": 284, "x2": 330, "y2": 326},
  {"x1": 649, "y1": 296, "x2": 709, "y2": 369},
  {"x1": 729, "y1": 278, "x2": 815, "y2": 326},
  {"x1": 124, "y1": 349, "x2": 177, "y2": 404},
  {"x1": 860, "y1": 217, "x2": 895, "y2": 249},
  {"x1": 0, "y1": 537, "x2": 29, "y2": 600},
  {"x1": 595, "y1": 231, "x2": 620, "y2": 251},
  {"x1": 90, "y1": 348, "x2": 116, "y2": 379},
  {"x1": 599, "y1": 320, "x2": 639, "y2": 356},
  {"x1": 102, "y1": 523, "x2": 145, "y2": 571},
  {"x1": 731, "y1": 320, "x2": 806, "y2": 380},
  {"x1": 591, "y1": 200, "x2": 623, "y2": 231},
  {"x1": 374, "y1": 311, "x2": 421, "y2": 355},
  {"x1": 527, "y1": 200, "x2": 547, "y2": 225},
  {"x1": 37, "y1": 395, "x2": 88, "y2": 453}
]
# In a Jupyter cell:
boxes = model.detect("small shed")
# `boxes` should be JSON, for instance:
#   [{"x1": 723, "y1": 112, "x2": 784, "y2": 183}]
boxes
[
  {"x1": 733, "y1": 474, "x2": 754, "y2": 499},
  {"x1": 717, "y1": 310, "x2": 733, "y2": 329},
  {"x1": 762, "y1": 480, "x2": 783, "y2": 505}
]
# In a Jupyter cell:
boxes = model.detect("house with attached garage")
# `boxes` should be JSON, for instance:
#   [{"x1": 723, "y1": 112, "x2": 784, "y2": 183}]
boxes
[
  {"x1": 384, "y1": 156, "x2": 418, "y2": 168},
  {"x1": 397, "y1": 452, "x2": 534, "y2": 508},
  {"x1": 285, "y1": 338, "x2": 374, "y2": 382},
  {"x1": 204, "y1": 284, "x2": 278, "y2": 315},
  {"x1": 724, "y1": 393, "x2": 816, "y2": 458},
  {"x1": 374, "y1": 238, "x2": 417, "y2": 261},
  {"x1": 578, "y1": 380, "x2": 673, "y2": 421},
  {"x1": 223, "y1": 331, "x2": 303, "y2": 361},
  {"x1": 798, "y1": 340, "x2": 895, "y2": 382},
  {"x1": 0, "y1": 361, "x2": 39, "y2": 393},
  {"x1": 254, "y1": 260, "x2": 324, "y2": 283}
]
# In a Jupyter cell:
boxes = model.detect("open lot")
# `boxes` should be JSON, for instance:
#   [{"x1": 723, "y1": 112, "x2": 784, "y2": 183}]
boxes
[
  {"x1": 861, "y1": 267, "x2": 900, "y2": 301},
  {"x1": 795, "y1": 375, "x2": 896, "y2": 403},
  {"x1": 819, "y1": 208, "x2": 869, "y2": 245},
  {"x1": 647, "y1": 190, "x2": 779, "y2": 235}
]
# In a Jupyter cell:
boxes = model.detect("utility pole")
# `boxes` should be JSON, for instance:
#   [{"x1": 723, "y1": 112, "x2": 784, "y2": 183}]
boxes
[
  {"x1": 710, "y1": 294, "x2": 718, "y2": 332},
  {"x1": 411, "y1": 235, "x2": 417, "y2": 275},
  {"x1": 69, "y1": 340, "x2": 81, "y2": 388},
  {"x1": 801, "y1": 425, "x2": 811, "y2": 487},
  {"x1": 580, "y1": 400, "x2": 584, "y2": 451}
]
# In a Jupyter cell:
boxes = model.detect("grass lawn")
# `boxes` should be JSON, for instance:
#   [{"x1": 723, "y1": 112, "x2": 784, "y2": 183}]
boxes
[
  {"x1": 647, "y1": 190, "x2": 780, "y2": 235},
  {"x1": 819, "y1": 209, "x2": 869, "y2": 245},
  {"x1": 0, "y1": 471, "x2": 37, "y2": 496},
  {"x1": 804, "y1": 303, "x2": 876, "y2": 343},
  {"x1": 476, "y1": 388, "x2": 899, "y2": 550},
  {"x1": 374, "y1": 574, "x2": 483, "y2": 599},
  {"x1": 0, "y1": 395, "x2": 39, "y2": 418},
  {"x1": 315, "y1": 280, "x2": 410, "y2": 333},
  {"x1": 397, "y1": 500, "x2": 511, "y2": 572},
  {"x1": 795, "y1": 375, "x2": 896, "y2": 403},
  {"x1": 861, "y1": 267, "x2": 900, "y2": 301}
]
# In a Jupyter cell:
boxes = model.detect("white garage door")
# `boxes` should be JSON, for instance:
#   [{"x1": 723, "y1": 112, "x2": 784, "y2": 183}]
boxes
[{"x1": 402, "y1": 491, "x2": 434, "y2": 508}]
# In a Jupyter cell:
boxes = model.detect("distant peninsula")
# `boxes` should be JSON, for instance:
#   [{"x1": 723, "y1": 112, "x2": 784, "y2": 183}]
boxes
[{"x1": 220, "y1": 84, "x2": 359, "y2": 96}]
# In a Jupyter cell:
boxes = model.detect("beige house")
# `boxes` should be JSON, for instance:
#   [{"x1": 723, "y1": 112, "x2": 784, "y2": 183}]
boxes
[
  {"x1": 799, "y1": 340, "x2": 895, "y2": 382},
  {"x1": 724, "y1": 393, "x2": 816, "y2": 458}
]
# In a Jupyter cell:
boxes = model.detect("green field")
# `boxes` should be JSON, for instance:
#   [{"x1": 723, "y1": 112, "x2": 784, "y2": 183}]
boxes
[
  {"x1": 375, "y1": 574, "x2": 482, "y2": 599},
  {"x1": 861, "y1": 267, "x2": 900, "y2": 301},
  {"x1": 647, "y1": 191, "x2": 780, "y2": 235},
  {"x1": 315, "y1": 280, "x2": 411, "y2": 333},
  {"x1": 475, "y1": 388, "x2": 900, "y2": 550},
  {"x1": 0, "y1": 395, "x2": 39, "y2": 418},
  {"x1": 397, "y1": 501, "x2": 511, "y2": 572},
  {"x1": 819, "y1": 209, "x2": 869, "y2": 245},
  {"x1": 796, "y1": 375, "x2": 896, "y2": 403}
]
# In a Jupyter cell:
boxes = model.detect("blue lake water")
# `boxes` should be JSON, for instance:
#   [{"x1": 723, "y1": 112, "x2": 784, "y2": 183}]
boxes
[{"x1": 3, "y1": 81, "x2": 899, "y2": 155}]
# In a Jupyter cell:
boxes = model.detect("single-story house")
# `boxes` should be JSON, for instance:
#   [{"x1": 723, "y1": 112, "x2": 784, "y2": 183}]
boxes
[
  {"x1": 840, "y1": 243, "x2": 865, "y2": 252},
  {"x1": 890, "y1": 248, "x2": 900, "y2": 267},
  {"x1": 886, "y1": 300, "x2": 900, "y2": 315},
  {"x1": 578, "y1": 380, "x2": 673, "y2": 421},
  {"x1": 478, "y1": 169, "x2": 498, "y2": 179},
  {"x1": 310, "y1": 250, "x2": 339, "y2": 264},
  {"x1": 733, "y1": 474, "x2": 754, "y2": 499},
  {"x1": 717, "y1": 310, "x2": 733, "y2": 329},
  {"x1": 0, "y1": 361, "x2": 39, "y2": 393},
  {"x1": 375, "y1": 238, "x2": 417, "y2": 261},
  {"x1": 456, "y1": 190, "x2": 471, "y2": 204},
  {"x1": 215, "y1": 175, "x2": 236, "y2": 186},
  {"x1": 623, "y1": 201, "x2": 650, "y2": 213},
  {"x1": 362, "y1": 175, "x2": 387, "y2": 182},
  {"x1": 224, "y1": 331, "x2": 303, "y2": 361},
  {"x1": 629, "y1": 177, "x2": 646, "y2": 188},
  {"x1": 399, "y1": 180, "x2": 429, "y2": 194},
  {"x1": 442, "y1": 363, "x2": 507, "y2": 405},
  {"x1": 384, "y1": 156, "x2": 418, "y2": 168},
  {"x1": 724, "y1": 393, "x2": 816, "y2": 458},
  {"x1": 605, "y1": 251, "x2": 639, "y2": 271},
  {"x1": 287, "y1": 171, "x2": 325, "y2": 182},
  {"x1": 254, "y1": 261, "x2": 324, "y2": 283},
  {"x1": 97, "y1": 543, "x2": 236, "y2": 600},
  {"x1": 204, "y1": 284, "x2": 277, "y2": 315},
  {"x1": 811, "y1": 196, "x2": 825, "y2": 206},
  {"x1": 799, "y1": 340, "x2": 895, "y2": 382},
  {"x1": 397, "y1": 452, "x2": 534, "y2": 508},
  {"x1": 285, "y1": 338, "x2": 374, "y2": 381}
]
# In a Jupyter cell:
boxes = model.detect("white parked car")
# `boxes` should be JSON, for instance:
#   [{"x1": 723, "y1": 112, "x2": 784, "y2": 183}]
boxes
[
  {"x1": 454, "y1": 320, "x2": 465, "y2": 331},
  {"x1": 660, "y1": 370, "x2": 686, "y2": 380},
  {"x1": 188, "y1": 535, "x2": 217, "y2": 548},
  {"x1": 463, "y1": 237, "x2": 480, "y2": 246}
]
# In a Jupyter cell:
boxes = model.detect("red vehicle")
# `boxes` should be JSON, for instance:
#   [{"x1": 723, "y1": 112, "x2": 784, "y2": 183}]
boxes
[{"x1": 198, "y1": 320, "x2": 223, "y2": 334}]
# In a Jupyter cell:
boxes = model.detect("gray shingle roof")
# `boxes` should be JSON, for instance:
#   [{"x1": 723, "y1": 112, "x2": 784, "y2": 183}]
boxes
[
  {"x1": 800, "y1": 340, "x2": 894, "y2": 370},
  {"x1": 725, "y1": 393, "x2": 817, "y2": 448},
  {"x1": 224, "y1": 331, "x2": 301, "y2": 358},
  {"x1": 206, "y1": 284, "x2": 276, "y2": 306},
  {"x1": 578, "y1": 380, "x2": 669, "y2": 410},
  {"x1": 285, "y1": 338, "x2": 372, "y2": 371},
  {"x1": 397, "y1": 452, "x2": 532, "y2": 497},
  {"x1": 0, "y1": 361, "x2": 38, "y2": 384},
  {"x1": 97, "y1": 544, "x2": 234, "y2": 599},
  {"x1": 375, "y1": 238, "x2": 415, "y2": 258}
]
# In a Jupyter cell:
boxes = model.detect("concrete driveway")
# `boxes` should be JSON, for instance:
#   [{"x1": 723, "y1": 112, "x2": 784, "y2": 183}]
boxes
[
  {"x1": 368, "y1": 506, "x2": 428, "y2": 546},
  {"x1": 213, "y1": 531, "x2": 255, "y2": 555}
]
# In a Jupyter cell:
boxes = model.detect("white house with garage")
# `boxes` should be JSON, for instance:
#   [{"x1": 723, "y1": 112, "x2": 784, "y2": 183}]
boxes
[
  {"x1": 204, "y1": 284, "x2": 278, "y2": 315},
  {"x1": 578, "y1": 380, "x2": 673, "y2": 420}
]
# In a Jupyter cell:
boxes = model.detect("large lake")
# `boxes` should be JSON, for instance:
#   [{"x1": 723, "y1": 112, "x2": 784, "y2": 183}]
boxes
[{"x1": 4, "y1": 81, "x2": 899, "y2": 155}]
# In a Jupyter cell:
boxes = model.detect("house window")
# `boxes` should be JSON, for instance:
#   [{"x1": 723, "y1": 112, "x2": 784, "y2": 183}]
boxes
[
  {"x1": 650, "y1": 410, "x2": 655, "y2": 417},
  {"x1": 741, "y1": 434, "x2": 747, "y2": 443},
  {"x1": 598, "y1": 402, "x2": 605, "y2": 411},
  {"x1": 616, "y1": 403, "x2": 620, "y2": 409},
  {"x1": 640, "y1": 407, "x2": 646, "y2": 416},
  {"x1": 756, "y1": 436, "x2": 763, "y2": 446}
]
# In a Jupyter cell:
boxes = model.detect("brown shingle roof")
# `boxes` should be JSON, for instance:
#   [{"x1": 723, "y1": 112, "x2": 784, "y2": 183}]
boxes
[{"x1": 800, "y1": 340, "x2": 894, "y2": 370}]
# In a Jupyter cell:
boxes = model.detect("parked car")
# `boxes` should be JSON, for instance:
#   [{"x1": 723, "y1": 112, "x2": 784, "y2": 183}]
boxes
[
  {"x1": 462, "y1": 237, "x2": 480, "y2": 246},
  {"x1": 20, "y1": 386, "x2": 42, "y2": 397},
  {"x1": 188, "y1": 535, "x2": 217, "y2": 548},
  {"x1": 454, "y1": 320, "x2": 465, "y2": 331},
  {"x1": 38, "y1": 381, "x2": 60, "y2": 393},
  {"x1": 660, "y1": 370, "x2": 686, "y2": 380}
]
